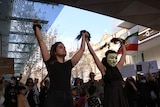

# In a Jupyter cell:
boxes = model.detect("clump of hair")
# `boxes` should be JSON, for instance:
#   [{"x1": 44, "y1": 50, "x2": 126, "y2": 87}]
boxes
[{"x1": 76, "y1": 30, "x2": 91, "y2": 41}]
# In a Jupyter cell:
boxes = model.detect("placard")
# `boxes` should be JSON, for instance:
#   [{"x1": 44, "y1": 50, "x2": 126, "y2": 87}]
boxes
[
  {"x1": 136, "y1": 60, "x2": 158, "y2": 74},
  {"x1": 120, "y1": 64, "x2": 136, "y2": 78},
  {"x1": 147, "y1": 60, "x2": 158, "y2": 73},
  {"x1": 0, "y1": 57, "x2": 14, "y2": 74}
]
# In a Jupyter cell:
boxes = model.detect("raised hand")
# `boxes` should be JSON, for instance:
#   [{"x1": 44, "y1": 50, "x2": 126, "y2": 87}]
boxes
[
  {"x1": 76, "y1": 30, "x2": 91, "y2": 41},
  {"x1": 33, "y1": 20, "x2": 42, "y2": 31}
]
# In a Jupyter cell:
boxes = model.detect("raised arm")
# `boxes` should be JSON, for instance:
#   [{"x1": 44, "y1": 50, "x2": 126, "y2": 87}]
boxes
[
  {"x1": 40, "y1": 74, "x2": 49, "y2": 87},
  {"x1": 86, "y1": 39, "x2": 106, "y2": 76},
  {"x1": 33, "y1": 23, "x2": 50, "y2": 61},
  {"x1": 117, "y1": 42, "x2": 126, "y2": 70},
  {"x1": 71, "y1": 32, "x2": 87, "y2": 66},
  {"x1": 146, "y1": 71, "x2": 154, "y2": 81}
]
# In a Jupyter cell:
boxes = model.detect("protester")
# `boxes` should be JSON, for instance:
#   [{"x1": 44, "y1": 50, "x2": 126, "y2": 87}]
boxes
[
  {"x1": 17, "y1": 86, "x2": 30, "y2": 107},
  {"x1": 25, "y1": 78, "x2": 36, "y2": 107},
  {"x1": 4, "y1": 76, "x2": 18, "y2": 107},
  {"x1": 39, "y1": 74, "x2": 50, "y2": 107},
  {"x1": 137, "y1": 71, "x2": 158, "y2": 107},
  {"x1": 73, "y1": 77, "x2": 85, "y2": 98},
  {"x1": 85, "y1": 72, "x2": 100, "y2": 98},
  {"x1": 86, "y1": 34, "x2": 129, "y2": 107},
  {"x1": 87, "y1": 85, "x2": 101, "y2": 107},
  {"x1": 71, "y1": 86, "x2": 79, "y2": 107},
  {"x1": 125, "y1": 77, "x2": 138, "y2": 107},
  {"x1": 33, "y1": 21, "x2": 89, "y2": 107},
  {"x1": 33, "y1": 78, "x2": 40, "y2": 106}
]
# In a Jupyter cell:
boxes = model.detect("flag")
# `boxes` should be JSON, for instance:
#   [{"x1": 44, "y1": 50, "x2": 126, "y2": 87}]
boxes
[{"x1": 117, "y1": 32, "x2": 138, "y2": 54}]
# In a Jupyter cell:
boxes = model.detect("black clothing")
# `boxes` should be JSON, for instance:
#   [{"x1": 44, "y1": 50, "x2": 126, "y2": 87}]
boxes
[
  {"x1": 102, "y1": 65, "x2": 129, "y2": 107},
  {"x1": 39, "y1": 86, "x2": 48, "y2": 107},
  {"x1": 88, "y1": 95, "x2": 101, "y2": 107},
  {"x1": 27, "y1": 90, "x2": 36, "y2": 107},
  {"x1": 137, "y1": 80, "x2": 157, "y2": 107},
  {"x1": 4, "y1": 84, "x2": 18, "y2": 107},
  {"x1": 44, "y1": 90, "x2": 73, "y2": 107},
  {"x1": 44, "y1": 59, "x2": 74, "y2": 107},
  {"x1": 125, "y1": 80, "x2": 138, "y2": 107}
]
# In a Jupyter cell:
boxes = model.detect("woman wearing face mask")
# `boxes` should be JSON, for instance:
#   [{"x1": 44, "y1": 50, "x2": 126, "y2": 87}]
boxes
[{"x1": 86, "y1": 35, "x2": 129, "y2": 107}]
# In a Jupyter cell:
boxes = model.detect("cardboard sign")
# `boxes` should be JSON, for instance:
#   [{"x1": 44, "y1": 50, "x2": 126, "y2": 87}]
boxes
[
  {"x1": 120, "y1": 64, "x2": 136, "y2": 78},
  {"x1": 136, "y1": 60, "x2": 158, "y2": 74},
  {"x1": 0, "y1": 57, "x2": 14, "y2": 74},
  {"x1": 148, "y1": 60, "x2": 159, "y2": 73}
]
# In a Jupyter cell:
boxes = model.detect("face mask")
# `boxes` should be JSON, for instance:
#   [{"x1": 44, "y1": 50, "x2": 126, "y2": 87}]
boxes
[{"x1": 107, "y1": 53, "x2": 117, "y2": 67}]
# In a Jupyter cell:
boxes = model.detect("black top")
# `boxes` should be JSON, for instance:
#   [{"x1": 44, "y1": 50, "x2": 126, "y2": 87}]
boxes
[
  {"x1": 45, "y1": 59, "x2": 73, "y2": 91},
  {"x1": 102, "y1": 64, "x2": 129, "y2": 107}
]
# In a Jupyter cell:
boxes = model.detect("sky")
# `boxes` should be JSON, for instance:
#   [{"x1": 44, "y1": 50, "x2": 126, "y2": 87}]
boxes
[{"x1": 48, "y1": 6, "x2": 123, "y2": 51}]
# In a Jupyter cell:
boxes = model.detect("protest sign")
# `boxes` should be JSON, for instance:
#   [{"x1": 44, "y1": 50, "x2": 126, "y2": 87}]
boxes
[{"x1": 120, "y1": 64, "x2": 136, "y2": 78}]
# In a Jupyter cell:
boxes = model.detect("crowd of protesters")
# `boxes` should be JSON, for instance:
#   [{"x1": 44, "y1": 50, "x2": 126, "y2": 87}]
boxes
[
  {"x1": 0, "y1": 70, "x2": 160, "y2": 107},
  {"x1": 0, "y1": 74, "x2": 50, "y2": 107},
  {"x1": 71, "y1": 71, "x2": 160, "y2": 107}
]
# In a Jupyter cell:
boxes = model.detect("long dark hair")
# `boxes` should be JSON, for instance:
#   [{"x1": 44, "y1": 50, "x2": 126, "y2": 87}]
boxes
[
  {"x1": 49, "y1": 42, "x2": 63, "y2": 64},
  {"x1": 76, "y1": 30, "x2": 91, "y2": 41},
  {"x1": 25, "y1": 78, "x2": 34, "y2": 86},
  {"x1": 101, "y1": 50, "x2": 117, "y2": 67}
]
